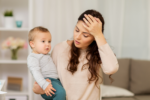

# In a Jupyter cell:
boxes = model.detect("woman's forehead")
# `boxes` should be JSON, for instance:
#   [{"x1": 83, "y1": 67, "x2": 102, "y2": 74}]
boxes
[{"x1": 76, "y1": 21, "x2": 89, "y2": 33}]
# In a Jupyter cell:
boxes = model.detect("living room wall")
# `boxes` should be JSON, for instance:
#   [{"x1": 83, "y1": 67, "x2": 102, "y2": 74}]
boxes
[{"x1": 33, "y1": 0, "x2": 150, "y2": 60}]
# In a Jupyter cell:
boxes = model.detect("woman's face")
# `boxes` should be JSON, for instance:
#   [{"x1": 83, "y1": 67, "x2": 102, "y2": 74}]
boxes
[{"x1": 73, "y1": 21, "x2": 95, "y2": 49}]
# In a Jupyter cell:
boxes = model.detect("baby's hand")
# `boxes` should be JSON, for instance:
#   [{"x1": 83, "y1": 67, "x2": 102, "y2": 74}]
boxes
[
  {"x1": 44, "y1": 83, "x2": 56, "y2": 96},
  {"x1": 46, "y1": 79, "x2": 51, "y2": 83},
  {"x1": 35, "y1": 80, "x2": 49, "y2": 84}
]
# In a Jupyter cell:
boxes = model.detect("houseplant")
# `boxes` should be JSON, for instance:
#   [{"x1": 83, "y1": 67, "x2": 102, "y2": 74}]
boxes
[
  {"x1": 4, "y1": 10, "x2": 14, "y2": 28},
  {"x1": 1, "y1": 37, "x2": 27, "y2": 60}
]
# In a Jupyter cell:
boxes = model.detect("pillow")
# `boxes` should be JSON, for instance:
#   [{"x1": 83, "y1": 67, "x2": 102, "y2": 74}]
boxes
[
  {"x1": 130, "y1": 59, "x2": 150, "y2": 94},
  {"x1": 101, "y1": 84, "x2": 134, "y2": 97},
  {"x1": 103, "y1": 58, "x2": 131, "y2": 90}
]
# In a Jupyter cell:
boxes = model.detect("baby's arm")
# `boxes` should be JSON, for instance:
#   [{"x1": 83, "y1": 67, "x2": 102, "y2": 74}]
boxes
[{"x1": 27, "y1": 56, "x2": 51, "y2": 91}]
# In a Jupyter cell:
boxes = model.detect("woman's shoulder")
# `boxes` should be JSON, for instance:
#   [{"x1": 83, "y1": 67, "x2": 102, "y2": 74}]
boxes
[
  {"x1": 67, "y1": 40, "x2": 73, "y2": 46},
  {"x1": 53, "y1": 40, "x2": 72, "y2": 51},
  {"x1": 51, "y1": 40, "x2": 72, "y2": 59},
  {"x1": 53, "y1": 40, "x2": 66, "y2": 50},
  {"x1": 54, "y1": 40, "x2": 73, "y2": 49}
]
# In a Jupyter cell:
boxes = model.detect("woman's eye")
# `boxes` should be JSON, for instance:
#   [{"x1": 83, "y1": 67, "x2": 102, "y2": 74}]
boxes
[
  {"x1": 83, "y1": 35, "x2": 88, "y2": 37},
  {"x1": 76, "y1": 30, "x2": 79, "y2": 32},
  {"x1": 42, "y1": 41, "x2": 45, "y2": 43}
]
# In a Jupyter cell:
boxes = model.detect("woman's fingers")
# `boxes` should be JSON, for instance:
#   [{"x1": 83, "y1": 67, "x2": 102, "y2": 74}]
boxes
[
  {"x1": 88, "y1": 14, "x2": 96, "y2": 23},
  {"x1": 51, "y1": 87, "x2": 56, "y2": 91},
  {"x1": 84, "y1": 14, "x2": 93, "y2": 24},
  {"x1": 49, "y1": 89, "x2": 55, "y2": 94},
  {"x1": 95, "y1": 17, "x2": 101, "y2": 23},
  {"x1": 47, "y1": 90, "x2": 52, "y2": 96},
  {"x1": 82, "y1": 14, "x2": 98, "y2": 29},
  {"x1": 82, "y1": 22, "x2": 89, "y2": 30},
  {"x1": 46, "y1": 92, "x2": 49, "y2": 96},
  {"x1": 83, "y1": 18, "x2": 90, "y2": 27},
  {"x1": 94, "y1": 17, "x2": 99, "y2": 23}
]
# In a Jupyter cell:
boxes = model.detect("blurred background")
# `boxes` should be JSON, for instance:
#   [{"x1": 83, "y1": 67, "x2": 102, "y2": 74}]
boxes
[
  {"x1": 0, "y1": 0, "x2": 150, "y2": 100},
  {"x1": 33, "y1": 0, "x2": 150, "y2": 60}
]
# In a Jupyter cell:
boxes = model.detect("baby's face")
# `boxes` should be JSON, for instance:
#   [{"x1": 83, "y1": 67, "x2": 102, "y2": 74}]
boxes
[{"x1": 31, "y1": 32, "x2": 52, "y2": 54}]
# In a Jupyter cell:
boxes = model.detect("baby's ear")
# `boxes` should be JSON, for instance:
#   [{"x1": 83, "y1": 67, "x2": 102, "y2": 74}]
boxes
[{"x1": 29, "y1": 41, "x2": 35, "y2": 48}]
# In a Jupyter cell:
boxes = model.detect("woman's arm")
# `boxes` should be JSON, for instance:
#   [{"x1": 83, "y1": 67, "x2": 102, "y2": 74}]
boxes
[
  {"x1": 33, "y1": 78, "x2": 51, "y2": 94},
  {"x1": 94, "y1": 32, "x2": 119, "y2": 75},
  {"x1": 98, "y1": 43, "x2": 119, "y2": 75},
  {"x1": 33, "y1": 82, "x2": 45, "y2": 94},
  {"x1": 83, "y1": 14, "x2": 119, "y2": 75}
]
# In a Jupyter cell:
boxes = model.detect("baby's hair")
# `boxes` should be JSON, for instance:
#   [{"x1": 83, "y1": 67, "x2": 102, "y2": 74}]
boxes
[
  {"x1": 28, "y1": 26, "x2": 50, "y2": 43},
  {"x1": 28, "y1": 26, "x2": 50, "y2": 49}
]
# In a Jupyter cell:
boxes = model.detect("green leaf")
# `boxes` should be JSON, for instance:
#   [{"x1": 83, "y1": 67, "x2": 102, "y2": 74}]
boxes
[{"x1": 4, "y1": 10, "x2": 13, "y2": 16}]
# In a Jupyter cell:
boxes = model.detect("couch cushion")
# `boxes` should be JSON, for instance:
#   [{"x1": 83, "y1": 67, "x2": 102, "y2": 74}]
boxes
[
  {"x1": 102, "y1": 95, "x2": 150, "y2": 100},
  {"x1": 134, "y1": 95, "x2": 150, "y2": 100},
  {"x1": 103, "y1": 58, "x2": 130, "y2": 89},
  {"x1": 102, "y1": 97, "x2": 136, "y2": 100},
  {"x1": 101, "y1": 84, "x2": 134, "y2": 97},
  {"x1": 130, "y1": 59, "x2": 150, "y2": 94}
]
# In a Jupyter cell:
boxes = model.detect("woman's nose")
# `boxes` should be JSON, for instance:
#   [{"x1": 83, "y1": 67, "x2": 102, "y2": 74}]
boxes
[{"x1": 76, "y1": 33, "x2": 82, "y2": 39}]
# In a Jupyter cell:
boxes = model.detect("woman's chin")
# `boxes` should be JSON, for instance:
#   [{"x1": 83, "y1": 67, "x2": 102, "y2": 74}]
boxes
[{"x1": 74, "y1": 43, "x2": 81, "y2": 48}]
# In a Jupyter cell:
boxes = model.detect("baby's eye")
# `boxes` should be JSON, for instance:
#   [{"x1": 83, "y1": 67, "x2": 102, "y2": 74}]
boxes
[
  {"x1": 48, "y1": 41, "x2": 51, "y2": 43},
  {"x1": 42, "y1": 41, "x2": 45, "y2": 43}
]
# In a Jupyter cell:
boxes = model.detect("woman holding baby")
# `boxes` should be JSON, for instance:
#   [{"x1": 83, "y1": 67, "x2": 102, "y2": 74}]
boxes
[{"x1": 32, "y1": 9, "x2": 119, "y2": 100}]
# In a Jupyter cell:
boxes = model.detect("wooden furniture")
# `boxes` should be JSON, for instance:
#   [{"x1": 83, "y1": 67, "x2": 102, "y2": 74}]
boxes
[{"x1": 0, "y1": 0, "x2": 33, "y2": 100}]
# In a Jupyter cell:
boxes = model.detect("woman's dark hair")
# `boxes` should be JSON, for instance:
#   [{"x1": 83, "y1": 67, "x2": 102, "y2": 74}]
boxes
[{"x1": 67, "y1": 9, "x2": 113, "y2": 86}]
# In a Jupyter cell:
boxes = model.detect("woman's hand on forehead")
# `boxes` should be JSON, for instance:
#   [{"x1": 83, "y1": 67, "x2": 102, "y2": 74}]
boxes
[{"x1": 82, "y1": 14, "x2": 103, "y2": 38}]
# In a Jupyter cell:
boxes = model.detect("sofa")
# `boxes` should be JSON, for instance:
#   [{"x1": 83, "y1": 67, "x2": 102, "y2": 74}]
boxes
[{"x1": 102, "y1": 58, "x2": 150, "y2": 100}]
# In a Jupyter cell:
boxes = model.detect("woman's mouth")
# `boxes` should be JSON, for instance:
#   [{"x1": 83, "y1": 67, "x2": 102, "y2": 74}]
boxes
[{"x1": 75, "y1": 40, "x2": 80, "y2": 45}]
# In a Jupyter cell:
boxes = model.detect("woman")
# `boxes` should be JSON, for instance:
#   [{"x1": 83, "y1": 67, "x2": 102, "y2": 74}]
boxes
[{"x1": 33, "y1": 9, "x2": 119, "y2": 100}]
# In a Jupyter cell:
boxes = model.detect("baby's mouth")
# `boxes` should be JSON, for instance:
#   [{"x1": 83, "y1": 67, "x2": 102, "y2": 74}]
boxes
[{"x1": 46, "y1": 48, "x2": 49, "y2": 50}]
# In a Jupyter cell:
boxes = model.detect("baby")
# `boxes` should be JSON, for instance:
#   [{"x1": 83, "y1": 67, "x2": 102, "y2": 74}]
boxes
[{"x1": 27, "y1": 26, "x2": 66, "y2": 100}]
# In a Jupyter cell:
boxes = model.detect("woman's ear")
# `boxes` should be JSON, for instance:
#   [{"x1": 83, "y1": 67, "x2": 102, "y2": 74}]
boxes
[{"x1": 29, "y1": 41, "x2": 34, "y2": 48}]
